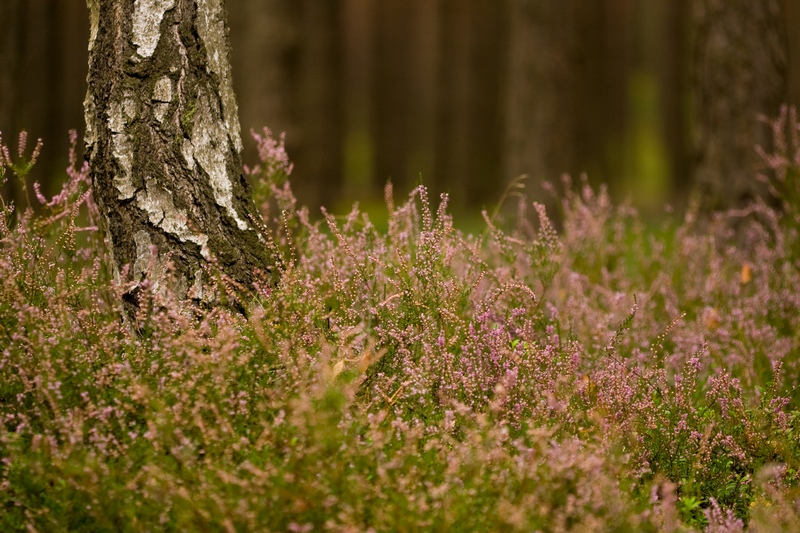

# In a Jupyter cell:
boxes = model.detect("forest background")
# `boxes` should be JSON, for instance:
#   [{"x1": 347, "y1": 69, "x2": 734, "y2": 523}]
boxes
[
  {"x1": 2, "y1": 0, "x2": 800, "y2": 220},
  {"x1": 5, "y1": 2, "x2": 800, "y2": 529}
]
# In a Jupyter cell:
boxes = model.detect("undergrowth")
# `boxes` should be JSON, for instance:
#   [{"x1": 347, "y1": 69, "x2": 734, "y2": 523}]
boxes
[{"x1": 1, "y1": 108, "x2": 800, "y2": 531}]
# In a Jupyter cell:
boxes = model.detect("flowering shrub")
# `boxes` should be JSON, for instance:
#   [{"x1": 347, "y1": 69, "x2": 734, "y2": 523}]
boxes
[{"x1": 1, "y1": 115, "x2": 799, "y2": 531}]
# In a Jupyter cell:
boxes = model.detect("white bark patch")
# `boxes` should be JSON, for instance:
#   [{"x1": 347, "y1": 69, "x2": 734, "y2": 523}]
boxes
[
  {"x1": 191, "y1": 96, "x2": 249, "y2": 230},
  {"x1": 182, "y1": 139, "x2": 196, "y2": 170},
  {"x1": 195, "y1": 0, "x2": 243, "y2": 153},
  {"x1": 87, "y1": 0, "x2": 100, "y2": 52},
  {"x1": 153, "y1": 77, "x2": 172, "y2": 102},
  {"x1": 135, "y1": 178, "x2": 211, "y2": 258},
  {"x1": 152, "y1": 77, "x2": 173, "y2": 123},
  {"x1": 124, "y1": 98, "x2": 138, "y2": 120},
  {"x1": 83, "y1": 92, "x2": 97, "y2": 149},
  {"x1": 108, "y1": 95, "x2": 139, "y2": 200},
  {"x1": 132, "y1": 0, "x2": 176, "y2": 59}
]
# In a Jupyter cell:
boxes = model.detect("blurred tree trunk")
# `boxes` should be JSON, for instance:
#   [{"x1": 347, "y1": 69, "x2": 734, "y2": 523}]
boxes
[
  {"x1": 229, "y1": 0, "x2": 299, "y2": 142},
  {"x1": 690, "y1": 0, "x2": 789, "y2": 209},
  {"x1": 341, "y1": 0, "x2": 375, "y2": 200},
  {"x1": 504, "y1": 0, "x2": 579, "y2": 187},
  {"x1": 0, "y1": 0, "x2": 50, "y2": 207},
  {"x1": 657, "y1": 0, "x2": 691, "y2": 206},
  {"x1": 463, "y1": 0, "x2": 505, "y2": 207},
  {"x1": 0, "y1": 0, "x2": 23, "y2": 203},
  {"x1": 503, "y1": 0, "x2": 634, "y2": 205},
  {"x1": 1, "y1": 0, "x2": 88, "y2": 202},
  {"x1": 230, "y1": 0, "x2": 342, "y2": 211},
  {"x1": 371, "y1": 0, "x2": 423, "y2": 195},
  {"x1": 435, "y1": 1, "x2": 471, "y2": 208},
  {"x1": 788, "y1": 1, "x2": 800, "y2": 109},
  {"x1": 85, "y1": 0, "x2": 274, "y2": 312},
  {"x1": 436, "y1": 0, "x2": 504, "y2": 210},
  {"x1": 576, "y1": 0, "x2": 634, "y2": 194},
  {"x1": 297, "y1": 0, "x2": 343, "y2": 209},
  {"x1": 228, "y1": 0, "x2": 301, "y2": 197},
  {"x1": 0, "y1": 0, "x2": 23, "y2": 138},
  {"x1": 51, "y1": 0, "x2": 90, "y2": 191}
]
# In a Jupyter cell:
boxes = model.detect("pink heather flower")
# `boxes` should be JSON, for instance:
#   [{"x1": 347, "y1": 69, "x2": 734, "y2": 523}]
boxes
[
  {"x1": 0, "y1": 133, "x2": 6, "y2": 167},
  {"x1": 704, "y1": 498, "x2": 744, "y2": 532},
  {"x1": 33, "y1": 182, "x2": 47, "y2": 205},
  {"x1": 12, "y1": 131, "x2": 43, "y2": 167},
  {"x1": 0, "y1": 137, "x2": 10, "y2": 166},
  {"x1": 504, "y1": 367, "x2": 518, "y2": 389},
  {"x1": 247, "y1": 127, "x2": 294, "y2": 178},
  {"x1": 17, "y1": 130, "x2": 27, "y2": 158}
]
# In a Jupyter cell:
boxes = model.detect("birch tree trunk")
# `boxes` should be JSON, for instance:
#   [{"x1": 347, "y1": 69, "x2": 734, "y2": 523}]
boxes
[{"x1": 84, "y1": 0, "x2": 274, "y2": 311}]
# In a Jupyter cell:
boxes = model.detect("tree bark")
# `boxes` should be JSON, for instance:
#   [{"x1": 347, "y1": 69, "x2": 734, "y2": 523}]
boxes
[
  {"x1": 295, "y1": 0, "x2": 344, "y2": 209},
  {"x1": 0, "y1": 0, "x2": 22, "y2": 140},
  {"x1": 84, "y1": 0, "x2": 275, "y2": 311},
  {"x1": 371, "y1": 0, "x2": 417, "y2": 194},
  {"x1": 0, "y1": 0, "x2": 22, "y2": 204},
  {"x1": 228, "y1": 0, "x2": 301, "y2": 197},
  {"x1": 504, "y1": 0, "x2": 578, "y2": 184},
  {"x1": 435, "y1": 0, "x2": 504, "y2": 210},
  {"x1": 690, "y1": 0, "x2": 789, "y2": 209}
]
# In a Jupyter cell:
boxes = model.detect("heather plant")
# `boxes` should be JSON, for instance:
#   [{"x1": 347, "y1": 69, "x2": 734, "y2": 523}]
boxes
[
  {"x1": 0, "y1": 131, "x2": 43, "y2": 210},
  {"x1": 758, "y1": 104, "x2": 800, "y2": 224},
  {"x1": 1, "y1": 115, "x2": 800, "y2": 532}
]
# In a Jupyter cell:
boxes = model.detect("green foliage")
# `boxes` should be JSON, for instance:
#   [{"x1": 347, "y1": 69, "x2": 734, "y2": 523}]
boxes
[{"x1": 2, "y1": 118, "x2": 800, "y2": 531}]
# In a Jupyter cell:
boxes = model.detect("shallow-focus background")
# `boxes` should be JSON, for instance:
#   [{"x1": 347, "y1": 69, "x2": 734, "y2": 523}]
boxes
[{"x1": 2, "y1": 0, "x2": 800, "y2": 218}]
